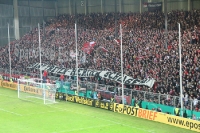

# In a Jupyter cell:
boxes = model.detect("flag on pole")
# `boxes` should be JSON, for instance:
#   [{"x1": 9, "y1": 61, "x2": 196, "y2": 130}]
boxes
[
  {"x1": 114, "y1": 39, "x2": 120, "y2": 45},
  {"x1": 101, "y1": 47, "x2": 109, "y2": 52},
  {"x1": 82, "y1": 41, "x2": 96, "y2": 54}
]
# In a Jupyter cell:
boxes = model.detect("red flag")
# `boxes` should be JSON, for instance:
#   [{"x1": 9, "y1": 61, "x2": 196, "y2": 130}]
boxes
[
  {"x1": 101, "y1": 47, "x2": 109, "y2": 52},
  {"x1": 82, "y1": 41, "x2": 96, "y2": 54},
  {"x1": 114, "y1": 39, "x2": 120, "y2": 45}
]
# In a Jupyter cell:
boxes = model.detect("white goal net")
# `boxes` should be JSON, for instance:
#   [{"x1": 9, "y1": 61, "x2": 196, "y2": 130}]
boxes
[{"x1": 17, "y1": 78, "x2": 57, "y2": 104}]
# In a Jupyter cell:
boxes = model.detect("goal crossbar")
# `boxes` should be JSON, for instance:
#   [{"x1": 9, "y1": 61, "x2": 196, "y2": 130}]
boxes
[{"x1": 17, "y1": 78, "x2": 57, "y2": 104}]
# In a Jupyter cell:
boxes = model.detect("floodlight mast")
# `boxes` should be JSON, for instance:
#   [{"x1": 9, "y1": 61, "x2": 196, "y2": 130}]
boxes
[
  {"x1": 178, "y1": 23, "x2": 183, "y2": 117},
  {"x1": 75, "y1": 23, "x2": 79, "y2": 94},
  {"x1": 38, "y1": 23, "x2": 42, "y2": 81},
  {"x1": 120, "y1": 24, "x2": 124, "y2": 104},
  {"x1": 38, "y1": 23, "x2": 44, "y2": 104},
  {"x1": 8, "y1": 23, "x2": 12, "y2": 79}
]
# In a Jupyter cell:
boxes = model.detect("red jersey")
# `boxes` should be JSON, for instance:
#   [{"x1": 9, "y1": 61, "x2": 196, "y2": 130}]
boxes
[
  {"x1": 43, "y1": 70, "x2": 48, "y2": 77},
  {"x1": 60, "y1": 74, "x2": 64, "y2": 80}
]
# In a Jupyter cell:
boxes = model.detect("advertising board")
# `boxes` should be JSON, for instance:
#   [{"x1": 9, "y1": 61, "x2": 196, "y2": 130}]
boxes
[{"x1": 114, "y1": 103, "x2": 200, "y2": 132}]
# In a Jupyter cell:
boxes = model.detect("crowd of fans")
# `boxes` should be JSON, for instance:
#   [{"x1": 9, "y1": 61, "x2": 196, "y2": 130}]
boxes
[{"x1": 0, "y1": 9, "x2": 200, "y2": 111}]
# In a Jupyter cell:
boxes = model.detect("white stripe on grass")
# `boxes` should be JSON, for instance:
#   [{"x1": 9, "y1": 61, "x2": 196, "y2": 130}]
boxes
[{"x1": 0, "y1": 108, "x2": 23, "y2": 116}]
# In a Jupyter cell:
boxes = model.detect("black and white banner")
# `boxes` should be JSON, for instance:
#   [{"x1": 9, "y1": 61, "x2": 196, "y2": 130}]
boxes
[{"x1": 28, "y1": 63, "x2": 155, "y2": 88}]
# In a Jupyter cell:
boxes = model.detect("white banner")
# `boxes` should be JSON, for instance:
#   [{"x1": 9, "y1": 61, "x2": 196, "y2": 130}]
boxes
[{"x1": 28, "y1": 63, "x2": 155, "y2": 88}]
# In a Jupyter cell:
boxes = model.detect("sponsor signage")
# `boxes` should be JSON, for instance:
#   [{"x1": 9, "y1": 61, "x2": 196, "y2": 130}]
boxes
[
  {"x1": 1, "y1": 80, "x2": 17, "y2": 90},
  {"x1": 66, "y1": 94, "x2": 95, "y2": 107},
  {"x1": 28, "y1": 63, "x2": 155, "y2": 88},
  {"x1": 114, "y1": 103, "x2": 138, "y2": 116},
  {"x1": 55, "y1": 92, "x2": 66, "y2": 100},
  {"x1": 66, "y1": 94, "x2": 113, "y2": 111},
  {"x1": 114, "y1": 104, "x2": 200, "y2": 132},
  {"x1": 94, "y1": 100, "x2": 113, "y2": 111},
  {"x1": 20, "y1": 84, "x2": 43, "y2": 95}
]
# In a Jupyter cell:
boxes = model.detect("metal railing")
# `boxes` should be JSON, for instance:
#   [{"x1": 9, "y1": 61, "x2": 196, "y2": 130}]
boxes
[{"x1": 0, "y1": 67, "x2": 199, "y2": 111}]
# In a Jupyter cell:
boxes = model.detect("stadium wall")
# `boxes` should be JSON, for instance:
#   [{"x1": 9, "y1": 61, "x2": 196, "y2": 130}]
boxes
[
  {"x1": 57, "y1": 0, "x2": 200, "y2": 15},
  {"x1": 0, "y1": 2, "x2": 14, "y2": 46},
  {"x1": 0, "y1": 0, "x2": 56, "y2": 46},
  {"x1": 18, "y1": 0, "x2": 56, "y2": 38}
]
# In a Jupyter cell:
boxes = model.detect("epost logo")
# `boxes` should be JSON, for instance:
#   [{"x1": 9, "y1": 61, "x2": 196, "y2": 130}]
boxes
[
  {"x1": 114, "y1": 103, "x2": 138, "y2": 116},
  {"x1": 167, "y1": 116, "x2": 200, "y2": 131},
  {"x1": 137, "y1": 108, "x2": 157, "y2": 121}
]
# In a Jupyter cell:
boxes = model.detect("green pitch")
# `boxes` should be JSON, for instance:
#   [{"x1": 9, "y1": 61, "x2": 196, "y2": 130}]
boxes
[{"x1": 0, "y1": 87, "x2": 197, "y2": 133}]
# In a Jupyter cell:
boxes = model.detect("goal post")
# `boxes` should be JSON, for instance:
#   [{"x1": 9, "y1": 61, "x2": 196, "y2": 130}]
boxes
[{"x1": 17, "y1": 78, "x2": 57, "y2": 104}]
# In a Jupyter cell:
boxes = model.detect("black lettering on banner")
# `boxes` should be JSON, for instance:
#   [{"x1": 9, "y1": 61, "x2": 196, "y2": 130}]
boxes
[
  {"x1": 29, "y1": 63, "x2": 155, "y2": 87},
  {"x1": 41, "y1": 64, "x2": 48, "y2": 70},
  {"x1": 81, "y1": 69, "x2": 87, "y2": 77},
  {"x1": 114, "y1": 103, "x2": 123, "y2": 113},
  {"x1": 33, "y1": 63, "x2": 40, "y2": 69},
  {"x1": 124, "y1": 105, "x2": 135, "y2": 116},
  {"x1": 94, "y1": 100, "x2": 112, "y2": 111},
  {"x1": 49, "y1": 67, "x2": 55, "y2": 73},
  {"x1": 108, "y1": 72, "x2": 115, "y2": 80},
  {"x1": 100, "y1": 102, "x2": 105, "y2": 109},
  {"x1": 87, "y1": 70, "x2": 93, "y2": 77},
  {"x1": 63, "y1": 93, "x2": 66, "y2": 100},
  {"x1": 130, "y1": 79, "x2": 140, "y2": 85},
  {"x1": 35, "y1": 64, "x2": 40, "y2": 69},
  {"x1": 167, "y1": 117, "x2": 200, "y2": 131},
  {"x1": 66, "y1": 94, "x2": 75, "y2": 102},
  {"x1": 114, "y1": 103, "x2": 118, "y2": 112},
  {"x1": 78, "y1": 69, "x2": 83, "y2": 76},
  {"x1": 57, "y1": 68, "x2": 67, "y2": 74},
  {"x1": 70, "y1": 69, "x2": 76, "y2": 76},
  {"x1": 30, "y1": 63, "x2": 38, "y2": 68},
  {"x1": 126, "y1": 106, "x2": 132, "y2": 114},
  {"x1": 46, "y1": 65, "x2": 53, "y2": 72},
  {"x1": 123, "y1": 75, "x2": 127, "y2": 83},
  {"x1": 91, "y1": 70, "x2": 96, "y2": 77},
  {"x1": 78, "y1": 69, "x2": 82, "y2": 76},
  {"x1": 87, "y1": 70, "x2": 92, "y2": 77},
  {"x1": 55, "y1": 68, "x2": 62, "y2": 73},
  {"x1": 124, "y1": 79, "x2": 133, "y2": 85},
  {"x1": 94, "y1": 72, "x2": 100, "y2": 77},
  {"x1": 116, "y1": 76, "x2": 122, "y2": 83},
  {"x1": 73, "y1": 96, "x2": 94, "y2": 106},
  {"x1": 112, "y1": 73, "x2": 119, "y2": 81},
  {"x1": 140, "y1": 78, "x2": 149, "y2": 84},
  {"x1": 109, "y1": 103, "x2": 113, "y2": 111},
  {"x1": 103, "y1": 72, "x2": 110, "y2": 78},
  {"x1": 95, "y1": 100, "x2": 100, "y2": 108},
  {"x1": 48, "y1": 66, "x2": 55, "y2": 73},
  {"x1": 92, "y1": 71, "x2": 97, "y2": 77},
  {"x1": 65, "y1": 69, "x2": 72, "y2": 76},
  {"x1": 54, "y1": 67, "x2": 60, "y2": 73}
]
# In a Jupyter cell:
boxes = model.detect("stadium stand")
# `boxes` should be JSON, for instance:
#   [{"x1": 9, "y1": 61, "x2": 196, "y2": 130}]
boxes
[{"x1": 0, "y1": 10, "x2": 200, "y2": 112}]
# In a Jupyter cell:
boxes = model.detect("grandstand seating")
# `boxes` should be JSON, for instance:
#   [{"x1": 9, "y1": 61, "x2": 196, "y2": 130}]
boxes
[{"x1": 0, "y1": 10, "x2": 200, "y2": 111}]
